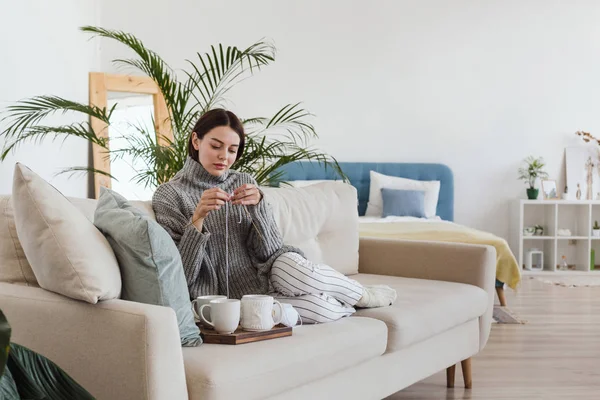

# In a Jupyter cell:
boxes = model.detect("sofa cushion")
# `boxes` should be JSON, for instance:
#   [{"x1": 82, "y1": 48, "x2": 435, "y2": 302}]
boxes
[
  {"x1": 11, "y1": 163, "x2": 121, "y2": 304},
  {"x1": 1, "y1": 179, "x2": 357, "y2": 284},
  {"x1": 182, "y1": 316, "x2": 386, "y2": 400},
  {"x1": 0, "y1": 196, "x2": 37, "y2": 286},
  {"x1": 0, "y1": 194, "x2": 152, "y2": 288},
  {"x1": 351, "y1": 273, "x2": 488, "y2": 352},
  {"x1": 93, "y1": 187, "x2": 201, "y2": 347},
  {"x1": 261, "y1": 182, "x2": 359, "y2": 275},
  {"x1": 70, "y1": 183, "x2": 356, "y2": 281}
]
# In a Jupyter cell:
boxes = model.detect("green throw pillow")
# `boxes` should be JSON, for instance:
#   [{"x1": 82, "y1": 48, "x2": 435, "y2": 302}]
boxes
[{"x1": 94, "y1": 187, "x2": 201, "y2": 347}]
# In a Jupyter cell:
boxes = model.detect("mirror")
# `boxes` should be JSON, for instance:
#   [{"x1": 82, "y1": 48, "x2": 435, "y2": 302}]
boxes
[
  {"x1": 88, "y1": 72, "x2": 172, "y2": 199},
  {"x1": 107, "y1": 92, "x2": 156, "y2": 201}
]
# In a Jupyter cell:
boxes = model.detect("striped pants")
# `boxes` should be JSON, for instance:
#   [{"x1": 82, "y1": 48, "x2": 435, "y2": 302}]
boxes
[{"x1": 269, "y1": 252, "x2": 365, "y2": 324}]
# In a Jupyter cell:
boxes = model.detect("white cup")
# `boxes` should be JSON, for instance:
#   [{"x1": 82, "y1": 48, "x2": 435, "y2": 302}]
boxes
[
  {"x1": 240, "y1": 295, "x2": 284, "y2": 331},
  {"x1": 191, "y1": 295, "x2": 227, "y2": 328},
  {"x1": 200, "y1": 299, "x2": 241, "y2": 334}
]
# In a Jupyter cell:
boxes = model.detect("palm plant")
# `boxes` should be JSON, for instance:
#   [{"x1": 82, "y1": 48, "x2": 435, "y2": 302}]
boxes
[{"x1": 0, "y1": 26, "x2": 346, "y2": 189}]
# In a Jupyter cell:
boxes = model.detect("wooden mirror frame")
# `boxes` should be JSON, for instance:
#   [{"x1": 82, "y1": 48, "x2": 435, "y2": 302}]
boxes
[{"x1": 88, "y1": 72, "x2": 173, "y2": 198}]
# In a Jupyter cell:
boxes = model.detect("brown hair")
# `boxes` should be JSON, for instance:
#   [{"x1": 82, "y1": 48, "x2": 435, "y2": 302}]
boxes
[{"x1": 188, "y1": 108, "x2": 245, "y2": 161}]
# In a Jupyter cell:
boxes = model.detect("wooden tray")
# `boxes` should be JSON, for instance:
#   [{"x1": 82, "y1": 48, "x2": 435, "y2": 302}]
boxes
[{"x1": 198, "y1": 324, "x2": 292, "y2": 345}]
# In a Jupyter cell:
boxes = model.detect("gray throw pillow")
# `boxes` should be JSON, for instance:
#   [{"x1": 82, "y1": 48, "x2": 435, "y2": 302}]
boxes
[
  {"x1": 94, "y1": 187, "x2": 201, "y2": 347},
  {"x1": 381, "y1": 188, "x2": 427, "y2": 218}
]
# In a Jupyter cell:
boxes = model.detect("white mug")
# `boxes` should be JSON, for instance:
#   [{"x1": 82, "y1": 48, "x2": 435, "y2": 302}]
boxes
[
  {"x1": 191, "y1": 295, "x2": 227, "y2": 328},
  {"x1": 200, "y1": 299, "x2": 241, "y2": 334},
  {"x1": 240, "y1": 295, "x2": 284, "y2": 331}
]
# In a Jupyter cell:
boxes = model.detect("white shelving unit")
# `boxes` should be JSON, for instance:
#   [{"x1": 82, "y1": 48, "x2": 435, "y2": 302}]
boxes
[{"x1": 510, "y1": 199, "x2": 600, "y2": 273}]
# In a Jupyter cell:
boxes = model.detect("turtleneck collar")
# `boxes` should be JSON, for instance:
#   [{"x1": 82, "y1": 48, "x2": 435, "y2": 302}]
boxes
[{"x1": 181, "y1": 156, "x2": 230, "y2": 185}]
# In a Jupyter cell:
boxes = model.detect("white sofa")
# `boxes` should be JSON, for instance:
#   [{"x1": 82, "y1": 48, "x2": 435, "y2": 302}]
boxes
[{"x1": 0, "y1": 181, "x2": 496, "y2": 400}]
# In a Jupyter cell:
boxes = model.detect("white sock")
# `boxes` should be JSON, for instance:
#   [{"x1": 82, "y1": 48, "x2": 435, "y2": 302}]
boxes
[{"x1": 355, "y1": 285, "x2": 397, "y2": 308}]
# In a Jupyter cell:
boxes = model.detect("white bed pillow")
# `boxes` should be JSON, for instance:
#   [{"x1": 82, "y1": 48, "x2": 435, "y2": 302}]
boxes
[
  {"x1": 365, "y1": 170, "x2": 441, "y2": 218},
  {"x1": 358, "y1": 215, "x2": 443, "y2": 223}
]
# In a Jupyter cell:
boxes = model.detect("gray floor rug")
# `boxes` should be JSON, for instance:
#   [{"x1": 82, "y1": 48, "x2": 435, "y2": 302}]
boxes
[
  {"x1": 492, "y1": 305, "x2": 527, "y2": 324},
  {"x1": 530, "y1": 275, "x2": 600, "y2": 287}
]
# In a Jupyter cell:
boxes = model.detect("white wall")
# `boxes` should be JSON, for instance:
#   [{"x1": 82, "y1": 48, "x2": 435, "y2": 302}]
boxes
[
  {"x1": 97, "y1": 0, "x2": 600, "y2": 239},
  {"x1": 4, "y1": 0, "x2": 600, "y2": 241},
  {"x1": 0, "y1": 0, "x2": 101, "y2": 197}
]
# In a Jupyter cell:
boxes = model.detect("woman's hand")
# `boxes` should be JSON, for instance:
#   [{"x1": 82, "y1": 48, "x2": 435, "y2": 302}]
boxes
[
  {"x1": 192, "y1": 188, "x2": 231, "y2": 229},
  {"x1": 231, "y1": 184, "x2": 262, "y2": 206}
]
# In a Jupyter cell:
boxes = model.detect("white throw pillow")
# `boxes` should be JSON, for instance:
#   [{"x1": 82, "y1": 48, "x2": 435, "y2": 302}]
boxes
[
  {"x1": 261, "y1": 182, "x2": 359, "y2": 275},
  {"x1": 11, "y1": 163, "x2": 122, "y2": 303},
  {"x1": 283, "y1": 180, "x2": 334, "y2": 188},
  {"x1": 365, "y1": 170, "x2": 440, "y2": 218}
]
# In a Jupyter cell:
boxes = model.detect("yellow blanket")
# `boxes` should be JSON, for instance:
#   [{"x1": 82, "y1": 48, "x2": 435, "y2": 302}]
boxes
[{"x1": 358, "y1": 221, "x2": 521, "y2": 290}]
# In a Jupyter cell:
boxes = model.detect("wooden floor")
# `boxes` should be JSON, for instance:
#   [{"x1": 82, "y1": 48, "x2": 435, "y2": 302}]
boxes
[{"x1": 387, "y1": 276, "x2": 600, "y2": 400}]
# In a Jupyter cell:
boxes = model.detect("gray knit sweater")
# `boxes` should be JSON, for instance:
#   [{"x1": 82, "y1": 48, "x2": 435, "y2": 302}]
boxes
[{"x1": 152, "y1": 157, "x2": 301, "y2": 300}]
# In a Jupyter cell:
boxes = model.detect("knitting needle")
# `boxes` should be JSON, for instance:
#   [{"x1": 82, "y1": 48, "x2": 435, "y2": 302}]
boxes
[{"x1": 185, "y1": 203, "x2": 266, "y2": 242}]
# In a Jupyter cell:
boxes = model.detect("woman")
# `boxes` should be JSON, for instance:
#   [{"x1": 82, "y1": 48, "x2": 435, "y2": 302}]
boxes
[{"x1": 152, "y1": 109, "x2": 396, "y2": 324}]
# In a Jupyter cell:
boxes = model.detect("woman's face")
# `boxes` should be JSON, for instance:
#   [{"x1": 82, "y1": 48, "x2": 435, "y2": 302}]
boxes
[{"x1": 192, "y1": 126, "x2": 240, "y2": 176}]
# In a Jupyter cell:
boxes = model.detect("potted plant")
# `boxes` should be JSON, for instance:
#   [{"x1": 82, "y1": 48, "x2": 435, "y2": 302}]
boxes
[
  {"x1": 534, "y1": 224, "x2": 544, "y2": 236},
  {"x1": 0, "y1": 26, "x2": 347, "y2": 190},
  {"x1": 593, "y1": 221, "x2": 600, "y2": 237},
  {"x1": 518, "y1": 156, "x2": 549, "y2": 200}
]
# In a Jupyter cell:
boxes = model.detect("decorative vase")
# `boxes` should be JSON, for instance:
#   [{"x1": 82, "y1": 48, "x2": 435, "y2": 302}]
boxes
[{"x1": 527, "y1": 188, "x2": 539, "y2": 200}]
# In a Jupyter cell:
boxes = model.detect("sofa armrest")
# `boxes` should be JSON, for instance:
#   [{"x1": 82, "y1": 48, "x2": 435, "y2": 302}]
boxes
[
  {"x1": 358, "y1": 237, "x2": 496, "y2": 350},
  {"x1": 0, "y1": 282, "x2": 188, "y2": 400}
]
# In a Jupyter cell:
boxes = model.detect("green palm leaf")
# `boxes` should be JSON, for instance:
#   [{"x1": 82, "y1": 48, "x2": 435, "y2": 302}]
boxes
[
  {"x1": 234, "y1": 104, "x2": 347, "y2": 185},
  {"x1": 109, "y1": 119, "x2": 184, "y2": 188},
  {"x1": 233, "y1": 133, "x2": 346, "y2": 186},
  {"x1": 79, "y1": 26, "x2": 185, "y2": 133},
  {"x1": 0, "y1": 310, "x2": 10, "y2": 377},
  {"x1": 1, "y1": 123, "x2": 109, "y2": 161},
  {"x1": 0, "y1": 367, "x2": 18, "y2": 399},
  {"x1": 242, "y1": 117, "x2": 269, "y2": 126},
  {"x1": 0, "y1": 310, "x2": 17, "y2": 398},
  {"x1": 183, "y1": 41, "x2": 275, "y2": 119},
  {"x1": 5, "y1": 343, "x2": 95, "y2": 399},
  {"x1": 1, "y1": 96, "x2": 113, "y2": 139},
  {"x1": 0, "y1": 96, "x2": 113, "y2": 163},
  {"x1": 250, "y1": 103, "x2": 316, "y2": 145},
  {"x1": 259, "y1": 148, "x2": 344, "y2": 186},
  {"x1": 55, "y1": 167, "x2": 117, "y2": 181}
]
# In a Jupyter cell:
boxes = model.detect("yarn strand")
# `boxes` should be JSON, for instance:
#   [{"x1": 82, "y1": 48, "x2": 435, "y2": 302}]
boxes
[
  {"x1": 183, "y1": 186, "x2": 266, "y2": 299},
  {"x1": 225, "y1": 200, "x2": 230, "y2": 298}
]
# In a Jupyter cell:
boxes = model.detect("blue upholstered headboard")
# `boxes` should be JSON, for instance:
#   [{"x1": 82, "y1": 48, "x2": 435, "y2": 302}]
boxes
[{"x1": 276, "y1": 162, "x2": 454, "y2": 221}]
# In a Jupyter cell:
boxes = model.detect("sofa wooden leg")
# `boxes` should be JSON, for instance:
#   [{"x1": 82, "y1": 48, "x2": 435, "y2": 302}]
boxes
[
  {"x1": 446, "y1": 364, "x2": 456, "y2": 388},
  {"x1": 461, "y1": 358, "x2": 472, "y2": 389},
  {"x1": 495, "y1": 286, "x2": 507, "y2": 307}
]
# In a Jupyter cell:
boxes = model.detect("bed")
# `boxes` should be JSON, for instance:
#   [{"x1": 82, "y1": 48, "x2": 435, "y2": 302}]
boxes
[{"x1": 276, "y1": 161, "x2": 521, "y2": 304}]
